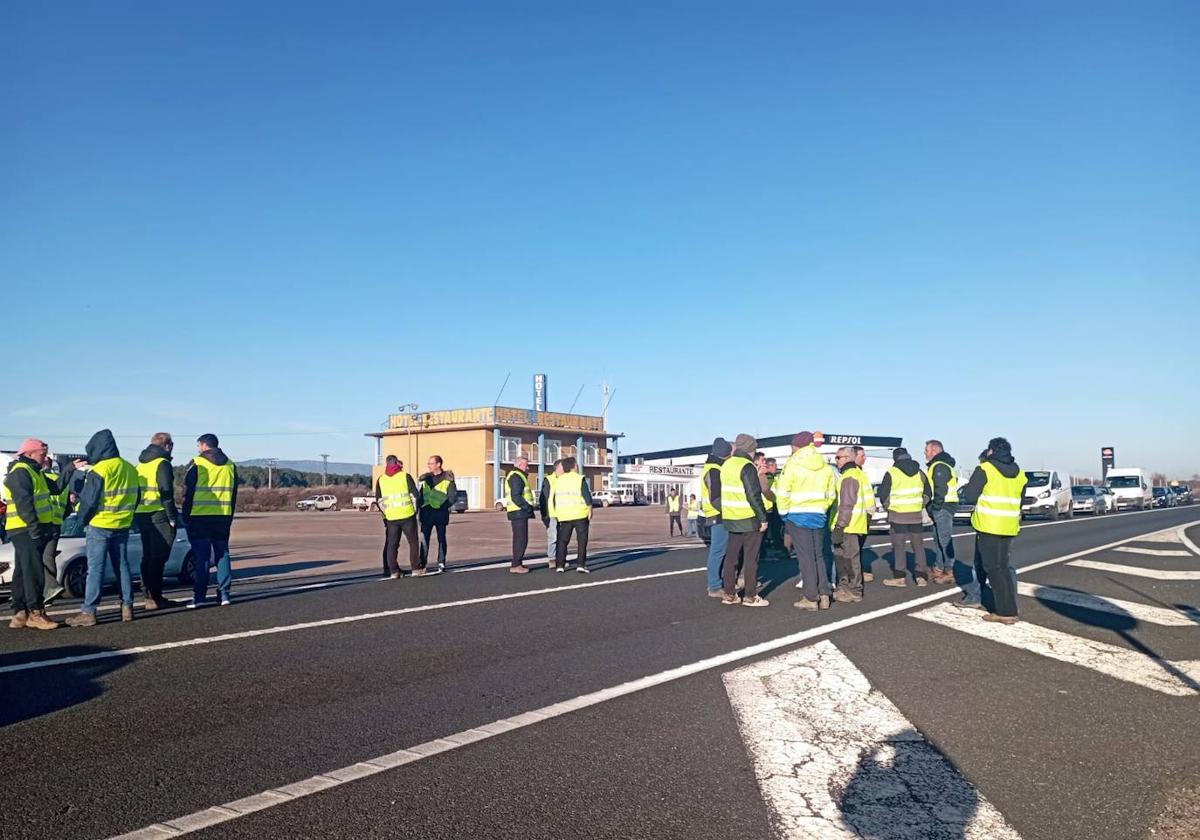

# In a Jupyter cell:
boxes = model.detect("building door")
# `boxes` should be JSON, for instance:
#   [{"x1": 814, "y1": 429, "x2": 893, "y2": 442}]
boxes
[{"x1": 458, "y1": 476, "x2": 481, "y2": 511}]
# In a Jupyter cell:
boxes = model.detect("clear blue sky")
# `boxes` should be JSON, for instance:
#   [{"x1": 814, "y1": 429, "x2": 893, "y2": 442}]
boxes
[{"x1": 3, "y1": 1, "x2": 1197, "y2": 477}]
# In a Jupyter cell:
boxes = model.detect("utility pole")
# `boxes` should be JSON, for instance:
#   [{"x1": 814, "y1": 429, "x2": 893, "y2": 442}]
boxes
[
  {"x1": 320, "y1": 454, "x2": 330, "y2": 487},
  {"x1": 265, "y1": 457, "x2": 278, "y2": 489},
  {"x1": 398, "y1": 402, "x2": 419, "y2": 471}
]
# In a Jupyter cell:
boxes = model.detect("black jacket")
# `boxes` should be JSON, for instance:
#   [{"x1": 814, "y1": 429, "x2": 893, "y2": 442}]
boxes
[
  {"x1": 926, "y1": 451, "x2": 958, "y2": 513},
  {"x1": 138, "y1": 443, "x2": 179, "y2": 523},
  {"x1": 724, "y1": 449, "x2": 767, "y2": 534},
  {"x1": 3, "y1": 455, "x2": 44, "y2": 538},
  {"x1": 183, "y1": 448, "x2": 237, "y2": 522},
  {"x1": 538, "y1": 476, "x2": 554, "y2": 522},
  {"x1": 877, "y1": 457, "x2": 932, "y2": 510},
  {"x1": 959, "y1": 453, "x2": 1023, "y2": 506},
  {"x1": 506, "y1": 468, "x2": 535, "y2": 520},
  {"x1": 76, "y1": 429, "x2": 136, "y2": 528},
  {"x1": 702, "y1": 455, "x2": 723, "y2": 523}
]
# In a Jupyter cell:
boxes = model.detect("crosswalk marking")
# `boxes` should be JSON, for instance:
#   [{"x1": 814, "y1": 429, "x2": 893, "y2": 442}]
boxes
[
  {"x1": 723, "y1": 640, "x2": 1023, "y2": 839},
  {"x1": 1017, "y1": 583, "x2": 1200, "y2": 626},
  {"x1": 1067, "y1": 559, "x2": 1200, "y2": 580},
  {"x1": 911, "y1": 603, "x2": 1200, "y2": 696},
  {"x1": 1114, "y1": 546, "x2": 1194, "y2": 557}
]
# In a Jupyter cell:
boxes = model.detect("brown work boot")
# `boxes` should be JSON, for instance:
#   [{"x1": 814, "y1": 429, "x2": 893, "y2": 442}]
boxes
[
  {"x1": 9, "y1": 610, "x2": 28, "y2": 629},
  {"x1": 509, "y1": 565, "x2": 529, "y2": 574},
  {"x1": 861, "y1": 571, "x2": 875, "y2": 582},
  {"x1": 818, "y1": 595, "x2": 831, "y2": 610},
  {"x1": 66, "y1": 611, "x2": 98, "y2": 627},
  {"x1": 121, "y1": 605, "x2": 134, "y2": 623},
  {"x1": 25, "y1": 611, "x2": 60, "y2": 631},
  {"x1": 982, "y1": 613, "x2": 1019, "y2": 625},
  {"x1": 832, "y1": 589, "x2": 862, "y2": 603},
  {"x1": 793, "y1": 598, "x2": 819, "y2": 611},
  {"x1": 883, "y1": 575, "x2": 908, "y2": 588}
]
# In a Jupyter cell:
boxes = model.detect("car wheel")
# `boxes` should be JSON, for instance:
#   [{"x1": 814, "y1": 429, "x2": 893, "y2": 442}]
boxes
[
  {"x1": 332, "y1": 505, "x2": 339, "y2": 512},
  {"x1": 1047, "y1": 505, "x2": 1058, "y2": 521},
  {"x1": 177, "y1": 551, "x2": 195, "y2": 586},
  {"x1": 64, "y1": 557, "x2": 88, "y2": 599},
  {"x1": 1066, "y1": 502, "x2": 1074, "y2": 518}
]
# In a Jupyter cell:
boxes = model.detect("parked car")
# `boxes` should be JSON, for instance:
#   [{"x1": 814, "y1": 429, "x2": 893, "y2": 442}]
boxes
[
  {"x1": 591, "y1": 491, "x2": 616, "y2": 507},
  {"x1": 352, "y1": 495, "x2": 379, "y2": 512},
  {"x1": 1022, "y1": 470, "x2": 1074, "y2": 519},
  {"x1": 1105, "y1": 468, "x2": 1153, "y2": 511},
  {"x1": 1170, "y1": 484, "x2": 1194, "y2": 506},
  {"x1": 1070, "y1": 484, "x2": 1113, "y2": 515},
  {"x1": 297, "y1": 494, "x2": 339, "y2": 512},
  {"x1": 451, "y1": 489, "x2": 469, "y2": 513},
  {"x1": 1100, "y1": 486, "x2": 1120, "y2": 512},
  {"x1": 1151, "y1": 486, "x2": 1175, "y2": 508}
]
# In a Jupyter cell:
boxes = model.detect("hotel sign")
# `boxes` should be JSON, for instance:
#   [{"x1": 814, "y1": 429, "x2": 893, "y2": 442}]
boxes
[
  {"x1": 622, "y1": 463, "x2": 700, "y2": 477},
  {"x1": 390, "y1": 406, "x2": 603, "y2": 433}
]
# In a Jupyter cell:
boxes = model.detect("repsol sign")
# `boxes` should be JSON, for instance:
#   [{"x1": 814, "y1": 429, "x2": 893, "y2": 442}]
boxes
[{"x1": 825, "y1": 435, "x2": 862, "y2": 446}]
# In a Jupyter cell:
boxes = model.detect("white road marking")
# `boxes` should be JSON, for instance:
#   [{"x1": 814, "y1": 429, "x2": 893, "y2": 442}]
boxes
[
  {"x1": 1066, "y1": 559, "x2": 1200, "y2": 580},
  {"x1": 0, "y1": 567, "x2": 704, "y2": 675},
  {"x1": 1178, "y1": 524, "x2": 1200, "y2": 557},
  {"x1": 1114, "y1": 546, "x2": 1194, "y2": 557},
  {"x1": 1017, "y1": 583, "x2": 1200, "y2": 626},
  {"x1": 102, "y1": 521, "x2": 1196, "y2": 840},
  {"x1": 912, "y1": 603, "x2": 1200, "y2": 696},
  {"x1": 722, "y1": 641, "x2": 1023, "y2": 840}
]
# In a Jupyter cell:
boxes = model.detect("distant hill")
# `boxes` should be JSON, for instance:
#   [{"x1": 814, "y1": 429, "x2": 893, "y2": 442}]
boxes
[{"x1": 243, "y1": 458, "x2": 372, "y2": 475}]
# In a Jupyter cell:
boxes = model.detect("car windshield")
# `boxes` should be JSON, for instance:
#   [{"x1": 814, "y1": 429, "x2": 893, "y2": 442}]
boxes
[
  {"x1": 1071, "y1": 486, "x2": 1095, "y2": 497},
  {"x1": 1025, "y1": 471, "x2": 1051, "y2": 488},
  {"x1": 1172, "y1": 486, "x2": 1188, "y2": 494},
  {"x1": 1107, "y1": 476, "x2": 1141, "y2": 488},
  {"x1": 1152, "y1": 487, "x2": 1167, "y2": 496}
]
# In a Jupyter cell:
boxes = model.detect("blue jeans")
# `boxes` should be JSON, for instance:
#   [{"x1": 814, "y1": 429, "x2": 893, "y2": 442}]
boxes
[
  {"x1": 953, "y1": 534, "x2": 981, "y2": 603},
  {"x1": 931, "y1": 508, "x2": 955, "y2": 570},
  {"x1": 706, "y1": 522, "x2": 728, "y2": 591},
  {"x1": 687, "y1": 518, "x2": 698, "y2": 537},
  {"x1": 192, "y1": 535, "x2": 232, "y2": 603},
  {"x1": 84, "y1": 526, "x2": 134, "y2": 613}
]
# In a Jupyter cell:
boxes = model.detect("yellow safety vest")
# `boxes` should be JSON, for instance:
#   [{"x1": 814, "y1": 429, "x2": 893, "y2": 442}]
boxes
[
  {"x1": 719, "y1": 456, "x2": 756, "y2": 522},
  {"x1": 861, "y1": 472, "x2": 877, "y2": 509},
  {"x1": 971, "y1": 462, "x2": 1029, "y2": 536},
  {"x1": 775, "y1": 448, "x2": 836, "y2": 516},
  {"x1": 136, "y1": 458, "x2": 167, "y2": 514},
  {"x1": 378, "y1": 471, "x2": 416, "y2": 521},
  {"x1": 701, "y1": 462, "x2": 720, "y2": 518},
  {"x1": 545, "y1": 473, "x2": 559, "y2": 518},
  {"x1": 929, "y1": 461, "x2": 959, "y2": 504},
  {"x1": 886, "y1": 466, "x2": 926, "y2": 514},
  {"x1": 553, "y1": 472, "x2": 590, "y2": 522},
  {"x1": 761, "y1": 473, "x2": 776, "y2": 512},
  {"x1": 422, "y1": 475, "x2": 452, "y2": 509},
  {"x1": 667, "y1": 495, "x2": 681, "y2": 513},
  {"x1": 505, "y1": 470, "x2": 534, "y2": 513},
  {"x1": 44, "y1": 470, "x2": 69, "y2": 525},
  {"x1": 832, "y1": 466, "x2": 871, "y2": 535},
  {"x1": 90, "y1": 457, "x2": 140, "y2": 529},
  {"x1": 190, "y1": 457, "x2": 236, "y2": 518},
  {"x1": 3, "y1": 461, "x2": 53, "y2": 530},
  {"x1": 687, "y1": 499, "x2": 702, "y2": 519}
]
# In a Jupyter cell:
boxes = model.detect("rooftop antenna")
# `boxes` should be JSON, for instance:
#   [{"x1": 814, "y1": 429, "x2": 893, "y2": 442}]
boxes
[
  {"x1": 493, "y1": 372, "x2": 511, "y2": 407},
  {"x1": 601, "y1": 381, "x2": 616, "y2": 429},
  {"x1": 567, "y1": 383, "x2": 585, "y2": 414}
]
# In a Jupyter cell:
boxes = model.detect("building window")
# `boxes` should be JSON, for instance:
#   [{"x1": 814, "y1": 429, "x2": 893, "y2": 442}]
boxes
[
  {"x1": 543, "y1": 439, "x2": 562, "y2": 464},
  {"x1": 583, "y1": 442, "x2": 600, "y2": 466},
  {"x1": 500, "y1": 436, "x2": 522, "y2": 463},
  {"x1": 528, "y1": 443, "x2": 540, "y2": 465}
]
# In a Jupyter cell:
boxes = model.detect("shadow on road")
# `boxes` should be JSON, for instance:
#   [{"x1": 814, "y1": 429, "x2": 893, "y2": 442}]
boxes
[
  {"x1": 0, "y1": 646, "x2": 128, "y2": 727},
  {"x1": 232, "y1": 558, "x2": 343, "y2": 578}
]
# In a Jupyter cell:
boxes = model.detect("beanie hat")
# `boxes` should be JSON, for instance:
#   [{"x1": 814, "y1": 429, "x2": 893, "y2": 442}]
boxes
[
  {"x1": 792, "y1": 431, "x2": 814, "y2": 448},
  {"x1": 711, "y1": 437, "x2": 732, "y2": 458},
  {"x1": 734, "y1": 433, "x2": 757, "y2": 454},
  {"x1": 892, "y1": 447, "x2": 910, "y2": 463},
  {"x1": 17, "y1": 437, "x2": 47, "y2": 457}
]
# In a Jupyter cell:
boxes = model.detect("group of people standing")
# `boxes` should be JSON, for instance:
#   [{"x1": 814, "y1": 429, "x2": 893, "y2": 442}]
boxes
[
  {"x1": 698, "y1": 431, "x2": 1029, "y2": 623},
  {"x1": 4, "y1": 430, "x2": 240, "y2": 630},
  {"x1": 373, "y1": 454, "x2": 457, "y2": 578}
]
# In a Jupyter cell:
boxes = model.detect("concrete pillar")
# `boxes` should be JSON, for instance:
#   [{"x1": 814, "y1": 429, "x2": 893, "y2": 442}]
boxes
[
  {"x1": 577, "y1": 434, "x2": 585, "y2": 486},
  {"x1": 493, "y1": 427, "x2": 502, "y2": 504},
  {"x1": 611, "y1": 435, "x2": 619, "y2": 490},
  {"x1": 537, "y1": 431, "x2": 546, "y2": 493}
]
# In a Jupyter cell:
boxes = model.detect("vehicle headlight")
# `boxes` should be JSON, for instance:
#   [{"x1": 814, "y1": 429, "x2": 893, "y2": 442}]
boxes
[{"x1": 1038, "y1": 490, "x2": 1051, "y2": 499}]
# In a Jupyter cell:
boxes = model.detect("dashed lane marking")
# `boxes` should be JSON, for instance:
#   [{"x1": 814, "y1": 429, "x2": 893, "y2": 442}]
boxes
[
  {"x1": 1017, "y1": 582, "x2": 1200, "y2": 626},
  {"x1": 1066, "y1": 559, "x2": 1200, "y2": 581}
]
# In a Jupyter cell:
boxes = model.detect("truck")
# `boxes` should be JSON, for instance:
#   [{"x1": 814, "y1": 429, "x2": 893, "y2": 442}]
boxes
[
  {"x1": 353, "y1": 495, "x2": 379, "y2": 512},
  {"x1": 1104, "y1": 467, "x2": 1153, "y2": 511}
]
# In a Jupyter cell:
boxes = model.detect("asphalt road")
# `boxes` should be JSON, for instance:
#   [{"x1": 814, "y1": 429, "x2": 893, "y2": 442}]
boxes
[{"x1": 1, "y1": 505, "x2": 1198, "y2": 840}]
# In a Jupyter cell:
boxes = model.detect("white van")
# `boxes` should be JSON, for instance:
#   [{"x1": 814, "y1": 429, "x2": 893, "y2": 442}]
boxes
[
  {"x1": 1105, "y1": 467, "x2": 1153, "y2": 511},
  {"x1": 1022, "y1": 469, "x2": 1074, "y2": 519}
]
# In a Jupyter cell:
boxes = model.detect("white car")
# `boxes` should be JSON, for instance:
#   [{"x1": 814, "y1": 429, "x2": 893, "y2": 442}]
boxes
[
  {"x1": 1, "y1": 514, "x2": 196, "y2": 599},
  {"x1": 591, "y1": 491, "x2": 617, "y2": 507},
  {"x1": 352, "y1": 495, "x2": 379, "y2": 512},
  {"x1": 1021, "y1": 470, "x2": 1074, "y2": 520},
  {"x1": 868, "y1": 484, "x2": 933, "y2": 531},
  {"x1": 297, "y1": 494, "x2": 339, "y2": 512}
]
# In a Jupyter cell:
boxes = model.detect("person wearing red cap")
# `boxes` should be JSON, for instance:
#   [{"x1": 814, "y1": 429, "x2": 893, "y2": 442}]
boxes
[{"x1": 3, "y1": 438, "x2": 60, "y2": 630}]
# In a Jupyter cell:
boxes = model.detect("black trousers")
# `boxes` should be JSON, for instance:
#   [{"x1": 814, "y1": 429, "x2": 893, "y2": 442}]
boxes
[
  {"x1": 834, "y1": 531, "x2": 864, "y2": 596},
  {"x1": 555, "y1": 518, "x2": 589, "y2": 569},
  {"x1": 975, "y1": 532, "x2": 1018, "y2": 617},
  {"x1": 9, "y1": 529, "x2": 45, "y2": 613},
  {"x1": 722, "y1": 529, "x2": 764, "y2": 597},
  {"x1": 41, "y1": 524, "x2": 62, "y2": 599},
  {"x1": 383, "y1": 518, "x2": 420, "y2": 575},
  {"x1": 136, "y1": 512, "x2": 175, "y2": 602},
  {"x1": 419, "y1": 509, "x2": 449, "y2": 570},
  {"x1": 669, "y1": 513, "x2": 683, "y2": 535},
  {"x1": 510, "y1": 516, "x2": 529, "y2": 566}
]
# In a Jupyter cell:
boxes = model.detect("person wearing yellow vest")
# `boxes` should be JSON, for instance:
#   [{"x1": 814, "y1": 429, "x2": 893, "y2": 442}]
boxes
[
  {"x1": 418, "y1": 456, "x2": 457, "y2": 574},
  {"x1": 852, "y1": 446, "x2": 880, "y2": 581},
  {"x1": 181, "y1": 433, "x2": 237, "y2": 607},
  {"x1": 775, "y1": 432, "x2": 836, "y2": 611},
  {"x1": 878, "y1": 447, "x2": 932, "y2": 588},
  {"x1": 667, "y1": 488, "x2": 683, "y2": 536},
  {"x1": 830, "y1": 446, "x2": 871, "y2": 603},
  {"x1": 551, "y1": 457, "x2": 593, "y2": 573},
  {"x1": 685, "y1": 493, "x2": 701, "y2": 537},
  {"x1": 135, "y1": 433, "x2": 183, "y2": 610},
  {"x1": 505, "y1": 456, "x2": 536, "y2": 574},
  {"x1": 702, "y1": 438, "x2": 731, "y2": 597},
  {"x1": 924, "y1": 440, "x2": 959, "y2": 585},
  {"x1": 958, "y1": 437, "x2": 1028, "y2": 623},
  {"x1": 4, "y1": 437, "x2": 60, "y2": 630},
  {"x1": 376, "y1": 455, "x2": 420, "y2": 579},
  {"x1": 65, "y1": 429, "x2": 141, "y2": 626},
  {"x1": 39, "y1": 453, "x2": 71, "y2": 606},
  {"x1": 720, "y1": 434, "x2": 770, "y2": 607},
  {"x1": 538, "y1": 459, "x2": 565, "y2": 563}
]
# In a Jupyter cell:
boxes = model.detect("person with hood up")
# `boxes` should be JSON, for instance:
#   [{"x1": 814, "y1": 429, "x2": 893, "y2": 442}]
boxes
[
  {"x1": 701, "y1": 437, "x2": 730, "y2": 598},
  {"x1": 924, "y1": 440, "x2": 958, "y2": 585},
  {"x1": 417, "y1": 455, "x2": 456, "y2": 574},
  {"x1": 135, "y1": 433, "x2": 183, "y2": 610},
  {"x1": 958, "y1": 437, "x2": 1028, "y2": 623},
  {"x1": 66, "y1": 429, "x2": 141, "y2": 626},
  {"x1": 775, "y1": 432, "x2": 836, "y2": 610},
  {"x1": 878, "y1": 447, "x2": 932, "y2": 587},
  {"x1": 3, "y1": 438, "x2": 60, "y2": 630},
  {"x1": 719, "y1": 434, "x2": 770, "y2": 607},
  {"x1": 376, "y1": 455, "x2": 420, "y2": 578},
  {"x1": 830, "y1": 446, "x2": 870, "y2": 603},
  {"x1": 182, "y1": 433, "x2": 237, "y2": 607},
  {"x1": 947, "y1": 449, "x2": 990, "y2": 607}
]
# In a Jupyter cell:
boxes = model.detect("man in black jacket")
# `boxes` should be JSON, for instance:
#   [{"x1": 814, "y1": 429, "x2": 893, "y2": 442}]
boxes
[
  {"x1": 135, "y1": 433, "x2": 183, "y2": 610},
  {"x1": 958, "y1": 438, "x2": 1026, "y2": 621},
  {"x1": 506, "y1": 456, "x2": 535, "y2": 574},
  {"x1": 418, "y1": 456, "x2": 456, "y2": 573},
  {"x1": 924, "y1": 440, "x2": 958, "y2": 585},
  {"x1": 4, "y1": 438, "x2": 60, "y2": 630}
]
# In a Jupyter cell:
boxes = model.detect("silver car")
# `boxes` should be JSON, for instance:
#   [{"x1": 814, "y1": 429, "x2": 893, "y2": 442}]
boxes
[{"x1": 1070, "y1": 484, "x2": 1112, "y2": 515}]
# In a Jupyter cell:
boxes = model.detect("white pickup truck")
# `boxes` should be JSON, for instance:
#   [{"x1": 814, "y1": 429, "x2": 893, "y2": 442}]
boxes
[{"x1": 352, "y1": 495, "x2": 379, "y2": 512}]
